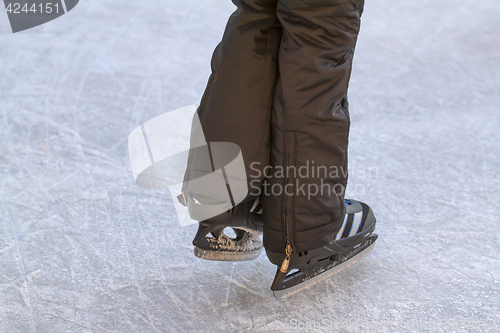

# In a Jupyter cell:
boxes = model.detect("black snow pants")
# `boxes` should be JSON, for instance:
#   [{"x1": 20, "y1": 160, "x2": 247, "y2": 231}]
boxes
[{"x1": 191, "y1": 0, "x2": 365, "y2": 254}]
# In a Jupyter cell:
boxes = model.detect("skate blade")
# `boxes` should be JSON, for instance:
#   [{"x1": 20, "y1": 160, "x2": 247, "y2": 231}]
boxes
[
  {"x1": 273, "y1": 241, "x2": 376, "y2": 299},
  {"x1": 194, "y1": 246, "x2": 263, "y2": 261}
]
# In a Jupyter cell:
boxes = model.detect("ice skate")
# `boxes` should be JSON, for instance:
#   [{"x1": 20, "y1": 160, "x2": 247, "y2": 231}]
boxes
[
  {"x1": 266, "y1": 199, "x2": 378, "y2": 299},
  {"x1": 189, "y1": 194, "x2": 264, "y2": 261}
]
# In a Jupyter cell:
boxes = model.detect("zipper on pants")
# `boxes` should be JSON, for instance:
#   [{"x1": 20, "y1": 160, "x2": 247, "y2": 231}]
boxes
[
  {"x1": 280, "y1": 196, "x2": 293, "y2": 273},
  {"x1": 280, "y1": 133, "x2": 295, "y2": 273}
]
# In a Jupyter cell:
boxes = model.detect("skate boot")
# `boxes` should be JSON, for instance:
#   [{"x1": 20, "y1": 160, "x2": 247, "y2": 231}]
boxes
[
  {"x1": 189, "y1": 195, "x2": 264, "y2": 261},
  {"x1": 267, "y1": 199, "x2": 378, "y2": 298}
]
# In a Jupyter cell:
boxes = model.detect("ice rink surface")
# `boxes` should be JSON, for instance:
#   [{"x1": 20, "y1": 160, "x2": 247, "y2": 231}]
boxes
[{"x1": 1, "y1": 0, "x2": 500, "y2": 332}]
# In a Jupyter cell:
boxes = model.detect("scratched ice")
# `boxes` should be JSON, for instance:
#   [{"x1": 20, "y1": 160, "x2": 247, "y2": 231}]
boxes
[{"x1": 1, "y1": 0, "x2": 500, "y2": 332}]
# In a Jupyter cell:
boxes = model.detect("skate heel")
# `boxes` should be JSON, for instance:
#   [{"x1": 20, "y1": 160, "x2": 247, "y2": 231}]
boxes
[
  {"x1": 271, "y1": 234, "x2": 378, "y2": 299},
  {"x1": 269, "y1": 234, "x2": 378, "y2": 298},
  {"x1": 191, "y1": 199, "x2": 264, "y2": 262}
]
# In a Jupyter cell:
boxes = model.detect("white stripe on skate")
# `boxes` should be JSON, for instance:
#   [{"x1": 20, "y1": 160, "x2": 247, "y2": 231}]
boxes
[
  {"x1": 356, "y1": 210, "x2": 365, "y2": 234},
  {"x1": 349, "y1": 212, "x2": 363, "y2": 237},
  {"x1": 335, "y1": 214, "x2": 349, "y2": 240}
]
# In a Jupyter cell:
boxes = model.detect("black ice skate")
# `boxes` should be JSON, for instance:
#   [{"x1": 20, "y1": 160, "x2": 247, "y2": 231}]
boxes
[
  {"x1": 189, "y1": 195, "x2": 264, "y2": 261},
  {"x1": 267, "y1": 199, "x2": 378, "y2": 299}
]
